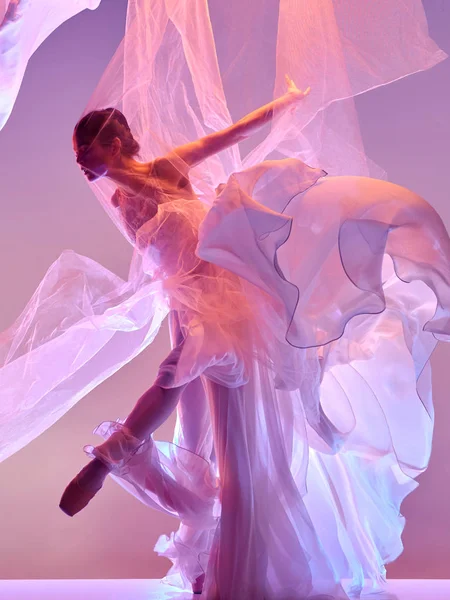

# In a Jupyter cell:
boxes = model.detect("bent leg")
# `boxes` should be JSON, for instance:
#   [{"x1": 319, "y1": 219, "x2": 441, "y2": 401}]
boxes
[
  {"x1": 60, "y1": 388, "x2": 186, "y2": 518},
  {"x1": 174, "y1": 376, "x2": 214, "y2": 462},
  {"x1": 123, "y1": 382, "x2": 185, "y2": 441},
  {"x1": 60, "y1": 339, "x2": 189, "y2": 516},
  {"x1": 168, "y1": 310, "x2": 214, "y2": 462}
]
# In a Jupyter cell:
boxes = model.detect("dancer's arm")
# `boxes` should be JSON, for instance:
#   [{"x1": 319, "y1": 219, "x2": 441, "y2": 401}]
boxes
[{"x1": 162, "y1": 76, "x2": 310, "y2": 172}]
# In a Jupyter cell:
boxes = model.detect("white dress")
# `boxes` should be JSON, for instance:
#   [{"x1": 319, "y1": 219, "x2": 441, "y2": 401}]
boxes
[
  {"x1": 1, "y1": 1, "x2": 449, "y2": 598},
  {"x1": 83, "y1": 159, "x2": 449, "y2": 598}
]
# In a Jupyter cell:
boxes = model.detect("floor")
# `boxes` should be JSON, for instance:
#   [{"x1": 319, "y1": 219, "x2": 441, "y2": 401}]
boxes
[{"x1": 0, "y1": 579, "x2": 449, "y2": 599}]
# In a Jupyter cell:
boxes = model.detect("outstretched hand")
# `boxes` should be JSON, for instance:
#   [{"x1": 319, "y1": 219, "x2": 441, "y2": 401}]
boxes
[{"x1": 285, "y1": 74, "x2": 310, "y2": 103}]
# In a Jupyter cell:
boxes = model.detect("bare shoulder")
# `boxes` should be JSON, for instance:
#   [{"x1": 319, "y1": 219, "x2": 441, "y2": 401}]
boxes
[{"x1": 151, "y1": 156, "x2": 191, "y2": 190}]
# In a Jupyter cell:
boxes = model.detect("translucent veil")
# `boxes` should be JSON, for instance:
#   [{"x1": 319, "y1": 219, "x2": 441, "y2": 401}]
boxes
[
  {"x1": 0, "y1": 0, "x2": 101, "y2": 130},
  {"x1": 0, "y1": 0, "x2": 447, "y2": 463},
  {"x1": 87, "y1": 0, "x2": 448, "y2": 233}
]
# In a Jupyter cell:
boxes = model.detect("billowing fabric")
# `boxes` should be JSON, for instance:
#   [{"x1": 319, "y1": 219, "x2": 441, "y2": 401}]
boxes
[
  {"x1": 83, "y1": 160, "x2": 449, "y2": 598},
  {"x1": 1, "y1": 1, "x2": 449, "y2": 599},
  {"x1": 0, "y1": 0, "x2": 101, "y2": 130}
]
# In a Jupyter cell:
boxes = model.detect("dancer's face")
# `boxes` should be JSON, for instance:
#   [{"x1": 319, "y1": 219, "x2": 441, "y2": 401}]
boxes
[{"x1": 73, "y1": 134, "x2": 117, "y2": 182}]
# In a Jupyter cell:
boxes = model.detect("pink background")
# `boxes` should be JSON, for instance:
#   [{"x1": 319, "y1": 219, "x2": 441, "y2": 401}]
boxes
[{"x1": 0, "y1": 0, "x2": 449, "y2": 580}]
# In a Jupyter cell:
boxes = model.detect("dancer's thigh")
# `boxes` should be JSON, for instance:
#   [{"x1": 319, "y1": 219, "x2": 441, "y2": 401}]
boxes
[{"x1": 167, "y1": 311, "x2": 214, "y2": 461}]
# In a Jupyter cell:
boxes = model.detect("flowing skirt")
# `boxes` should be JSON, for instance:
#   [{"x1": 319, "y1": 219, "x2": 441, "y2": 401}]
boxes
[{"x1": 85, "y1": 161, "x2": 450, "y2": 599}]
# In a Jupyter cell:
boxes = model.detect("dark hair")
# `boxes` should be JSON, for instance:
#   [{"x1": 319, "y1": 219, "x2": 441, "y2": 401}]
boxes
[{"x1": 74, "y1": 108, "x2": 140, "y2": 158}]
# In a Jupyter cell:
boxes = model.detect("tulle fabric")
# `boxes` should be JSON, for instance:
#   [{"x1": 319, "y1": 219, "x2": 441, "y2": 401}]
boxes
[
  {"x1": 81, "y1": 0, "x2": 448, "y2": 239},
  {"x1": 0, "y1": 0, "x2": 101, "y2": 130},
  {"x1": 81, "y1": 160, "x2": 448, "y2": 598},
  {"x1": 1, "y1": 1, "x2": 450, "y2": 599},
  {"x1": 1, "y1": 1, "x2": 446, "y2": 432}
]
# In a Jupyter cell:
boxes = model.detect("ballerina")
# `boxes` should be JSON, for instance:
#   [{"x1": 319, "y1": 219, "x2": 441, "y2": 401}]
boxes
[
  {"x1": 61, "y1": 77, "x2": 321, "y2": 597},
  {"x1": 1, "y1": 1, "x2": 449, "y2": 598},
  {"x1": 56, "y1": 69, "x2": 450, "y2": 599}
]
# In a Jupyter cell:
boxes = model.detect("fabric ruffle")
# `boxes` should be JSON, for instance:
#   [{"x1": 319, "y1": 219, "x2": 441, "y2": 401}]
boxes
[
  {"x1": 1, "y1": 0, "x2": 449, "y2": 596},
  {"x1": 198, "y1": 159, "x2": 450, "y2": 350},
  {"x1": 85, "y1": 421, "x2": 218, "y2": 528},
  {"x1": 195, "y1": 159, "x2": 448, "y2": 460},
  {"x1": 85, "y1": 420, "x2": 218, "y2": 589},
  {"x1": 112, "y1": 158, "x2": 447, "y2": 596},
  {"x1": 84, "y1": 159, "x2": 450, "y2": 597}
]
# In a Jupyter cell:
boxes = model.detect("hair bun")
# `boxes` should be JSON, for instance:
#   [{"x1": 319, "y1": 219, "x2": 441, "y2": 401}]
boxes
[{"x1": 75, "y1": 108, "x2": 140, "y2": 158}]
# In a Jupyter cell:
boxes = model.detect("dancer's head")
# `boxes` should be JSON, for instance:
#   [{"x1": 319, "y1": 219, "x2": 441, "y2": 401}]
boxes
[{"x1": 73, "y1": 108, "x2": 140, "y2": 182}]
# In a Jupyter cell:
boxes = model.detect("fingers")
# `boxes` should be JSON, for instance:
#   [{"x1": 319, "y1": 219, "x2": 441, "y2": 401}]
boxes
[{"x1": 285, "y1": 74, "x2": 311, "y2": 96}]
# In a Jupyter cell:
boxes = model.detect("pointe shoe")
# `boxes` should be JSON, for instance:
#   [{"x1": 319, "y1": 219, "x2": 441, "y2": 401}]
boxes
[
  {"x1": 59, "y1": 459, "x2": 110, "y2": 517},
  {"x1": 192, "y1": 573, "x2": 205, "y2": 595}
]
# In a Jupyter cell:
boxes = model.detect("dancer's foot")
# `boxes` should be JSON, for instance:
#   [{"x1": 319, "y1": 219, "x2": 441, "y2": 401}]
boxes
[
  {"x1": 59, "y1": 459, "x2": 110, "y2": 517},
  {"x1": 192, "y1": 573, "x2": 205, "y2": 594}
]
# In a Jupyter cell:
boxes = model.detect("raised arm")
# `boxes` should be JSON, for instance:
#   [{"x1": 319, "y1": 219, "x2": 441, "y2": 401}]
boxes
[{"x1": 161, "y1": 76, "x2": 310, "y2": 173}]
